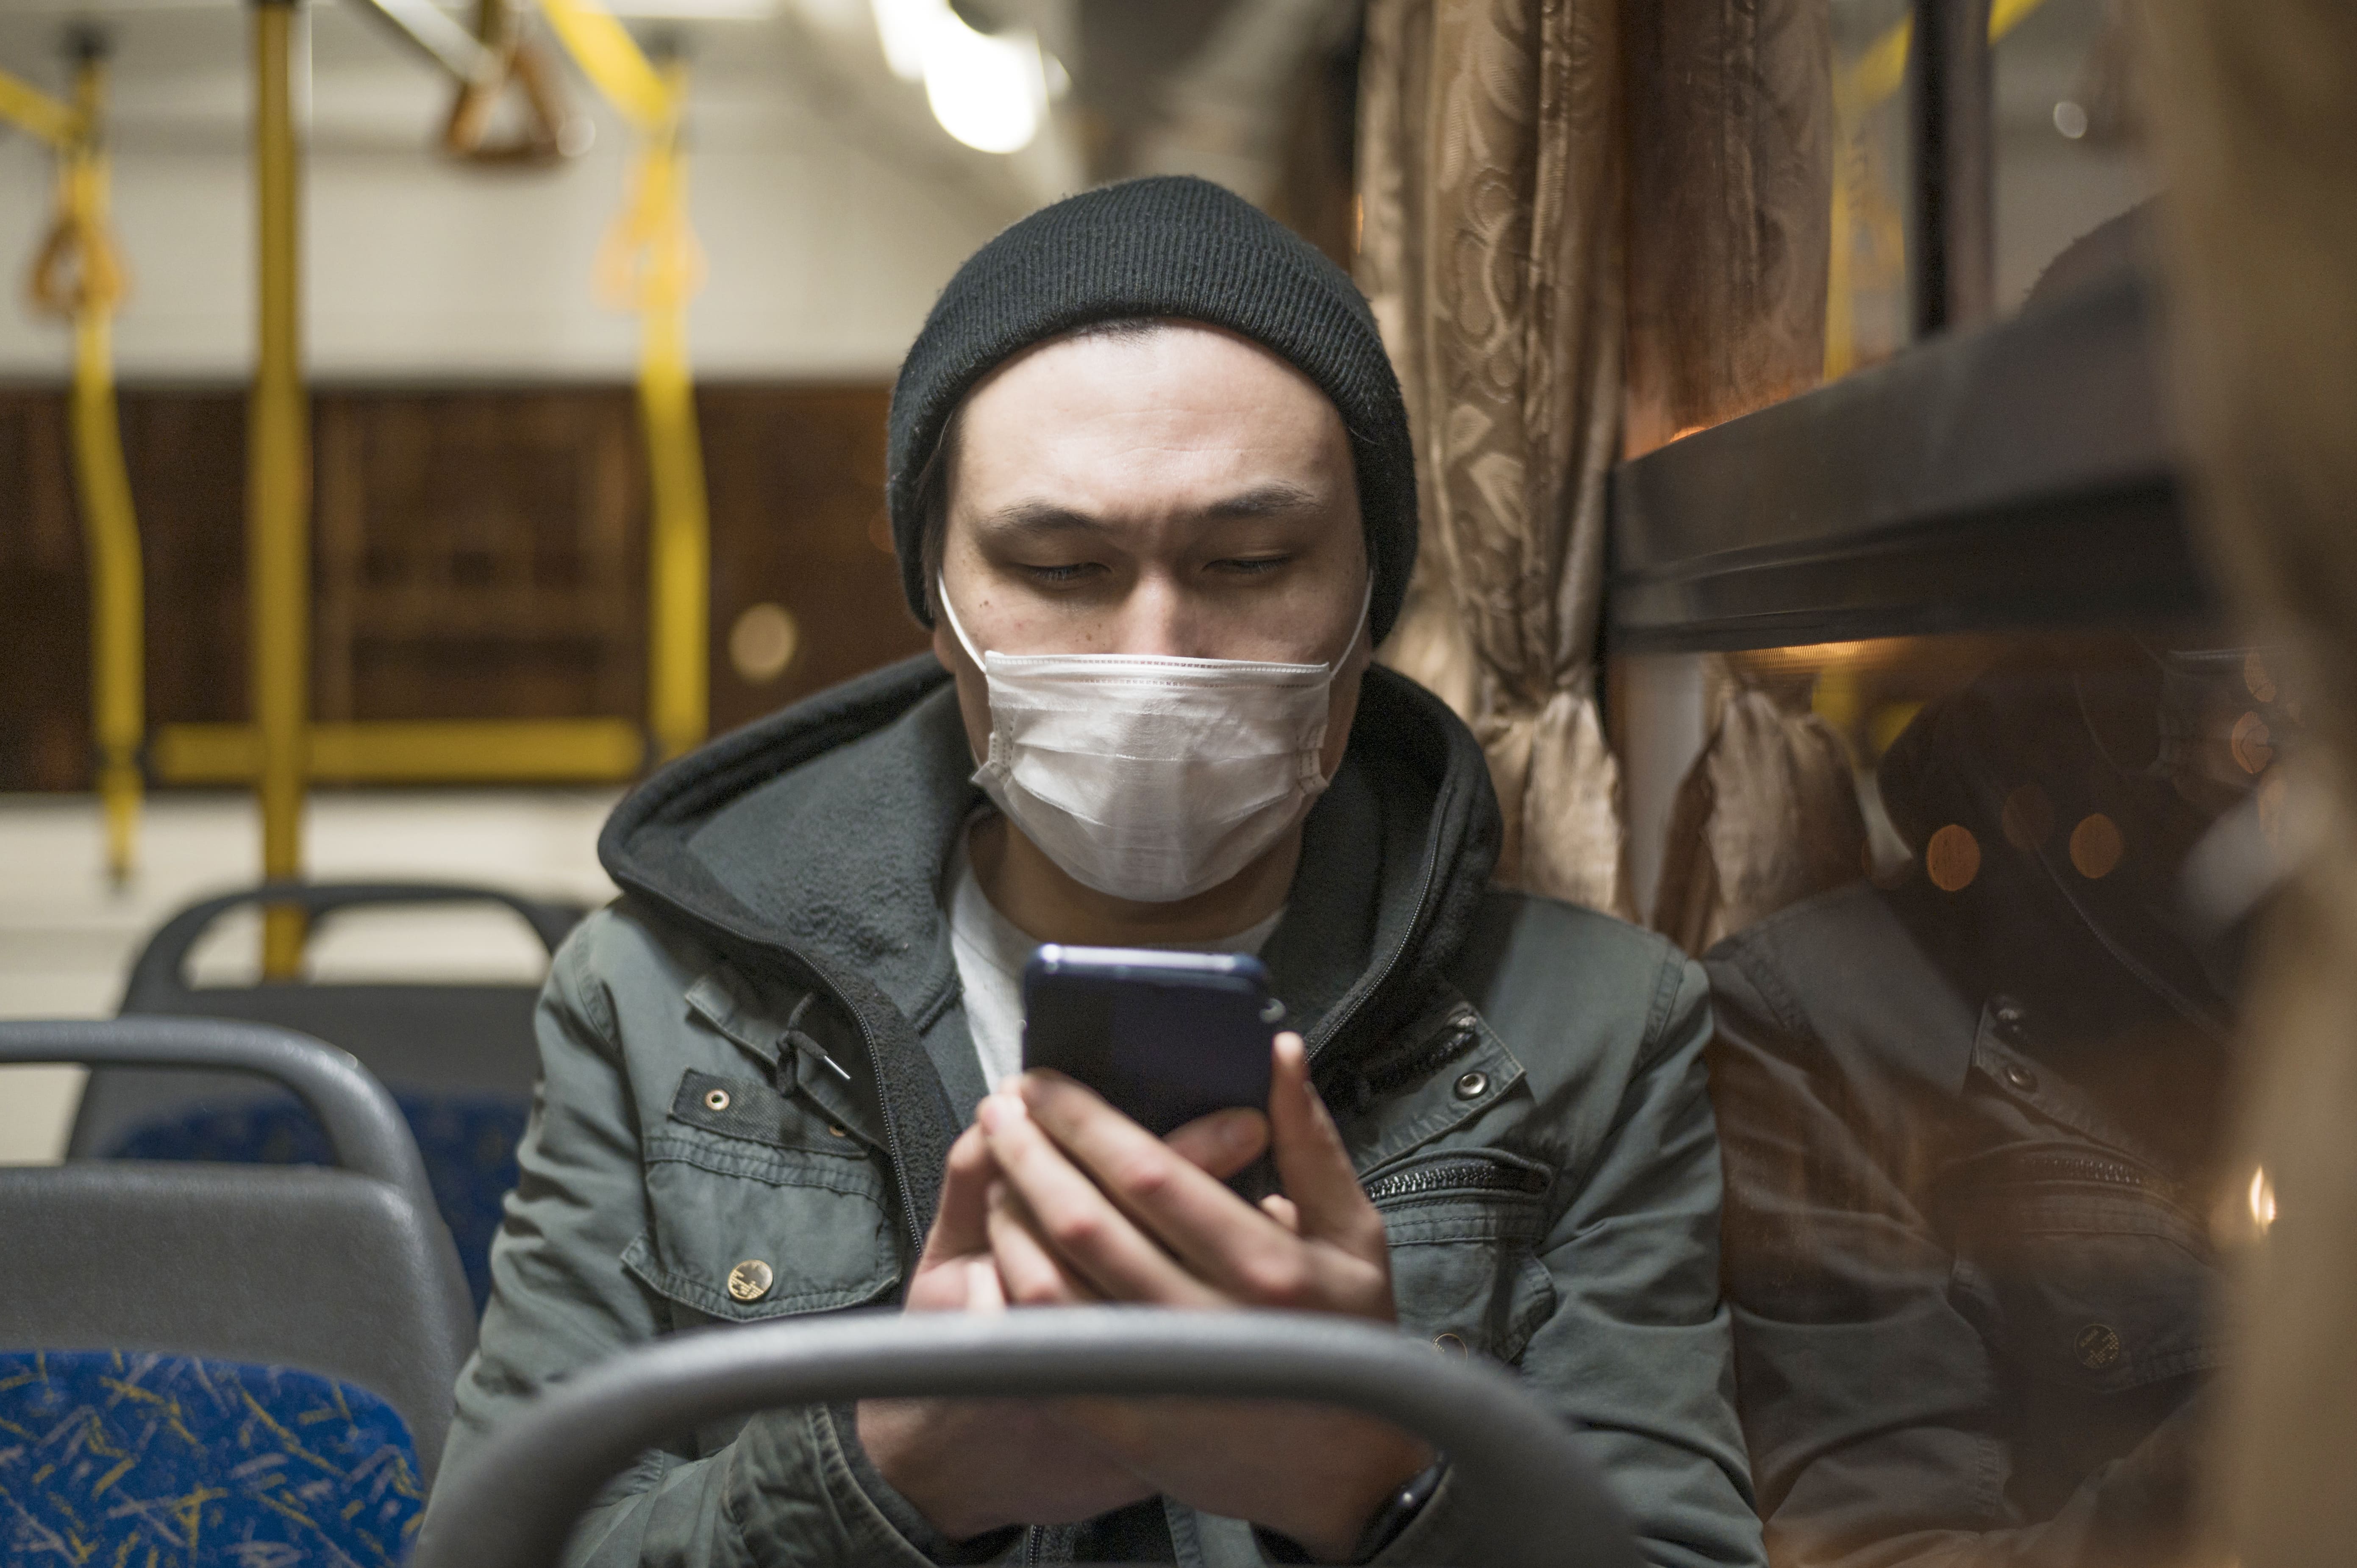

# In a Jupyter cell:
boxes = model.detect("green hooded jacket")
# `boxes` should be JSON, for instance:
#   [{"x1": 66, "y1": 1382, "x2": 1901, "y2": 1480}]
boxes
[{"x1": 431, "y1": 657, "x2": 1763, "y2": 1568}]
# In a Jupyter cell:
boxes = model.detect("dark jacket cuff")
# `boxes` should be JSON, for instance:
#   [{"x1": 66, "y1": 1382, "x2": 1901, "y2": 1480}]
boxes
[{"x1": 826, "y1": 1402, "x2": 1022, "y2": 1566}]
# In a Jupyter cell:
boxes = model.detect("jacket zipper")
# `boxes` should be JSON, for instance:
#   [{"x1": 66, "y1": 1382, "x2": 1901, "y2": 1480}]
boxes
[
  {"x1": 2010, "y1": 1152, "x2": 2150, "y2": 1190},
  {"x1": 1363, "y1": 1157, "x2": 1548, "y2": 1206},
  {"x1": 818, "y1": 972, "x2": 928, "y2": 1260}
]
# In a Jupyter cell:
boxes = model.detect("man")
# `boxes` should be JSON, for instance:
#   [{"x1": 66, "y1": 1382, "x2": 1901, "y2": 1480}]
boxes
[
  {"x1": 1707, "y1": 640, "x2": 2266, "y2": 1567},
  {"x1": 434, "y1": 175, "x2": 1761, "y2": 1567}
]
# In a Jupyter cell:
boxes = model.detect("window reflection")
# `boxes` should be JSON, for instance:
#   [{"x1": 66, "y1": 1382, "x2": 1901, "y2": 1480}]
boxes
[
  {"x1": 1828, "y1": 0, "x2": 1917, "y2": 375},
  {"x1": 1704, "y1": 628, "x2": 2284, "y2": 1565},
  {"x1": 1993, "y1": 0, "x2": 2159, "y2": 311}
]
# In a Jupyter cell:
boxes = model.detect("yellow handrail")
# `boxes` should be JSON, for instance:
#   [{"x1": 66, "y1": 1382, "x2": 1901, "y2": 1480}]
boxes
[
  {"x1": 11, "y1": 46, "x2": 145, "y2": 883},
  {"x1": 251, "y1": 0, "x2": 311, "y2": 977},
  {"x1": 540, "y1": 0, "x2": 710, "y2": 763}
]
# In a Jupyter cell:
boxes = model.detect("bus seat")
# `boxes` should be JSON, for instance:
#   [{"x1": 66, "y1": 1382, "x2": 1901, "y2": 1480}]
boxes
[
  {"x1": 70, "y1": 882, "x2": 586, "y2": 1310},
  {"x1": 0, "y1": 1349, "x2": 425, "y2": 1565},
  {"x1": 0, "y1": 1018, "x2": 477, "y2": 1495}
]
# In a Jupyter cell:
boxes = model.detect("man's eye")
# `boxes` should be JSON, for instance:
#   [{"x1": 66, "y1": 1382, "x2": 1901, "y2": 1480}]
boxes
[
  {"x1": 1022, "y1": 562, "x2": 1100, "y2": 584},
  {"x1": 1214, "y1": 556, "x2": 1290, "y2": 576}
]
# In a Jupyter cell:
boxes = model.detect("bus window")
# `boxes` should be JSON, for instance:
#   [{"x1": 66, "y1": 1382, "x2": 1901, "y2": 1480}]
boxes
[
  {"x1": 1993, "y1": 0, "x2": 2160, "y2": 314},
  {"x1": 1700, "y1": 624, "x2": 2281, "y2": 1565}
]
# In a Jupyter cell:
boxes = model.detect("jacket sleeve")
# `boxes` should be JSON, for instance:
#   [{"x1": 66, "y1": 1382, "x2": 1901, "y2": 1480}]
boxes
[
  {"x1": 425, "y1": 915, "x2": 957, "y2": 1568},
  {"x1": 1705, "y1": 951, "x2": 2205, "y2": 1568},
  {"x1": 1385, "y1": 952, "x2": 1765, "y2": 1568}
]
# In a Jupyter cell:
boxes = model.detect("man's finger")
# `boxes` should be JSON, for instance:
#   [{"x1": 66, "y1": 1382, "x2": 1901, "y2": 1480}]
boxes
[
  {"x1": 920, "y1": 1123, "x2": 997, "y2": 1268},
  {"x1": 1258, "y1": 1193, "x2": 1301, "y2": 1233},
  {"x1": 978, "y1": 1091, "x2": 1219, "y2": 1304},
  {"x1": 1266, "y1": 1032, "x2": 1387, "y2": 1254},
  {"x1": 1018, "y1": 1071, "x2": 1317, "y2": 1300},
  {"x1": 963, "y1": 1256, "x2": 1008, "y2": 1313},
  {"x1": 1164, "y1": 1107, "x2": 1270, "y2": 1178},
  {"x1": 986, "y1": 1180, "x2": 1097, "y2": 1306}
]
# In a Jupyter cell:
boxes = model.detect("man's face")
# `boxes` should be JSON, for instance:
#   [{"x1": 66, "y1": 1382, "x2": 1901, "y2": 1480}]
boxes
[{"x1": 931, "y1": 322, "x2": 1371, "y2": 780}]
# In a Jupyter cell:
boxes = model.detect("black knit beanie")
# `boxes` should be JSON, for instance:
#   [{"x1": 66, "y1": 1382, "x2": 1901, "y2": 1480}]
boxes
[{"x1": 886, "y1": 175, "x2": 1417, "y2": 644}]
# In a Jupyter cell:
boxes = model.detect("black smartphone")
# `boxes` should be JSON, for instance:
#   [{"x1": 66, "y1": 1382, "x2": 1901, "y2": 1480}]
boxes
[{"x1": 1020, "y1": 945, "x2": 1284, "y2": 1136}]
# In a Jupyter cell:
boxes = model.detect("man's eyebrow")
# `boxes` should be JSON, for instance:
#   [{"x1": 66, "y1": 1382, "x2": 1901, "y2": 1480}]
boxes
[
  {"x1": 1201, "y1": 482, "x2": 1323, "y2": 519},
  {"x1": 972, "y1": 500, "x2": 1105, "y2": 536},
  {"x1": 966, "y1": 481, "x2": 1320, "y2": 535},
  {"x1": 971, "y1": 483, "x2": 1326, "y2": 536}
]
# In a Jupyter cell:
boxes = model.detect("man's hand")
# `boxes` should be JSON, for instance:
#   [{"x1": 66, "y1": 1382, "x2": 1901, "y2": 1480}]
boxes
[
  {"x1": 975, "y1": 1031, "x2": 1432, "y2": 1562},
  {"x1": 857, "y1": 1099, "x2": 1276, "y2": 1541}
]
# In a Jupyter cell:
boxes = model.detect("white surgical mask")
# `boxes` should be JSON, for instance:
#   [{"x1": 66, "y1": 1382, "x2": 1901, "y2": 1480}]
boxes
[{"x1": 939, "y1": 574, "x2": 1367, "y2": 903}]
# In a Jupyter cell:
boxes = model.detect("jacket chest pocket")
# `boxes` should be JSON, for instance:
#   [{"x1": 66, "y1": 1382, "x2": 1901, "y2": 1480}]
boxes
[
  {"x1": 1367, "y1": 1148, "x2": 1558, "y2": 1365},
  {"x1": 623, "y1": 1069, "x2": 904, "y2": 1324},
  {"x1": 1943, "y1": 1148, "x2": 2225, "y2": 1394}
]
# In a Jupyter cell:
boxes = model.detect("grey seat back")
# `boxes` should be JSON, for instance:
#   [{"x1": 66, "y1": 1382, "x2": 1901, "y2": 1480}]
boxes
[
  {"x1": 414, "y1": 1308, "x2": 1641, "y2": 1568},
  {"x1": 71, "y1": 880, "x2": 581, "y2": 1157},
  {"x1": 0, "y1": 1017, "x2": 478, "y2": 1480}
]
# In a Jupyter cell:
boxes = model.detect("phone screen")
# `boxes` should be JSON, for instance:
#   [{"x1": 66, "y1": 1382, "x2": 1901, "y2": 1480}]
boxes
[{"x1": 1020, "y1": 945, "x2": 1281, "y2": 1135}]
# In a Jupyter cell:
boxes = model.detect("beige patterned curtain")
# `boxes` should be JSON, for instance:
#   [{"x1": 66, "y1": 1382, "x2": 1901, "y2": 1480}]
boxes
[
  {"x1": 1622, "y1": 0, "x2": 1859, "y2": 949},
  {"x1": 1356, "y1": 0, "x2": 1633, "y2": 916},
  {"x1": 1650, "y1": 663, "x2": 1866, "y2": 957},
  {"x1": 2139, "y1": 5, "x2": 2357, "y2": 1564}
]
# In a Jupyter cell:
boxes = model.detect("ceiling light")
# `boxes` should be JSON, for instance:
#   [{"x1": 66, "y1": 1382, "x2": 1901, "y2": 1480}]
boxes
[{"x1": 870, "y1": 0, "x2": 1047, "y2": 154}]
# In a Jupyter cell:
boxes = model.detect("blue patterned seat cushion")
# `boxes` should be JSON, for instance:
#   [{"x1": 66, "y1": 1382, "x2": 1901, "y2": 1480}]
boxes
[
  {"x1": 105, "y1": 1094, "x2": 525, "y2": 1314},
  {"x1": 0, "y1": 1350, "x2": 422, "y2": 1565}
]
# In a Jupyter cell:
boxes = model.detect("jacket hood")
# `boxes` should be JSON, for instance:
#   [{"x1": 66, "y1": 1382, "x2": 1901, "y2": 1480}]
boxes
[{"x1": 598, "y1": 652, "x2": 1502, "y2": 1232}]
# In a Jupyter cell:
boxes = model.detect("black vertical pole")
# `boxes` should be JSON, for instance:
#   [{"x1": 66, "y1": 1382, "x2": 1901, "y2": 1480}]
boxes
[{"x1": 1911, "y1": 0, "x2": 1995, "y2": 336}]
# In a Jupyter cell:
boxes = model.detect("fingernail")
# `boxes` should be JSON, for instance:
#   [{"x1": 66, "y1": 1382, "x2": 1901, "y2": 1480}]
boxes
[{"x1": 977, "y1": 1095, "x2": 1009, "y2": 1133}]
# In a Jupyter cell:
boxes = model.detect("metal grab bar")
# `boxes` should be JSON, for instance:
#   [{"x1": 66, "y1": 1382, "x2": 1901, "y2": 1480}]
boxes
[
  {"x1": 0, "y1": 1016, "x2": 437, "y2": 1222},
  {"x1": 414, "y1": 1307, "x2": 1640, "y2": 1568},
  {"x1": 122, "y1": 880, "x2": 586, "y2": 1004}
]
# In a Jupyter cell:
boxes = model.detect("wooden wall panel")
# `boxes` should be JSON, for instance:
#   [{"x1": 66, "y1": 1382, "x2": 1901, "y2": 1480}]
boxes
[
  {"x1": 0, "y1": 381, "x2": 923, "y2": 793},
  {"x1": 314, "y1": 389, "x2": 645, "y2": 724},
  {"x1": 0, "y1": 391, "x2": 85, "y2": 790},
  {"x1": 701, "y1": 384, "x2": 930, "y2": 735}
]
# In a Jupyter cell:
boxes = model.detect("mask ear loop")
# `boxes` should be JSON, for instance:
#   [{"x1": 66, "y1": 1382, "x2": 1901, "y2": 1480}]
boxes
[
  {"x1": 936, "y1": 573, "x2": 990, "y2": 669},
  {"x1": 1334, "y1": 571, "x2": 1374, "y2": 673}
]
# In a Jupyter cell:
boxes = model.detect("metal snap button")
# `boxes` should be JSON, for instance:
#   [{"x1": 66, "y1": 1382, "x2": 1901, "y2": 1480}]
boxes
[
  {"x1": 727, "y1": 1259, "x2": 774, "y2": 1303},
  {"x1": 827, "y1": 1124, "x2": 849, "y2": 1138},
  {"x1": 2003, "y1": 1063, "x2": 2037, "y2": 1092},
  {"x1": 702, "y1": 1087, "x2": 731, "y2": 1113},
  {"x1": 2075, "y1": 1322, "x2": 2121, "y2": 1370},
  {"x1": 1432, "y1": 1332, "x2": 1468, "y2": 1355},
  {"x1": 1453, "y1": 1070, "x2": 1489, "y2": 1101},
  {"x1": 1991, "y1": 996, "x2": 2027, "y2": 1041}
]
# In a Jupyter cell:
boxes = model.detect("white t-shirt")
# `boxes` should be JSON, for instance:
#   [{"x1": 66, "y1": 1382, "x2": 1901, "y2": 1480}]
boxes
[{"x1": 943, "y1": 816, "x2": 1285, "y2": 1091}]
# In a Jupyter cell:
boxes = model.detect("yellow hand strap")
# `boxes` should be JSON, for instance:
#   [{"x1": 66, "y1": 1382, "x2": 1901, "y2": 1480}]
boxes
[
  {"x1": 538, "y1": 0, "x2": 710, "y2": 761},
  {"x1": 30, "y1": 145, "x2": 128, "y2": 318},
  {"x1": 8, "y1": 57, "x2": 144, "y2": 879}
]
